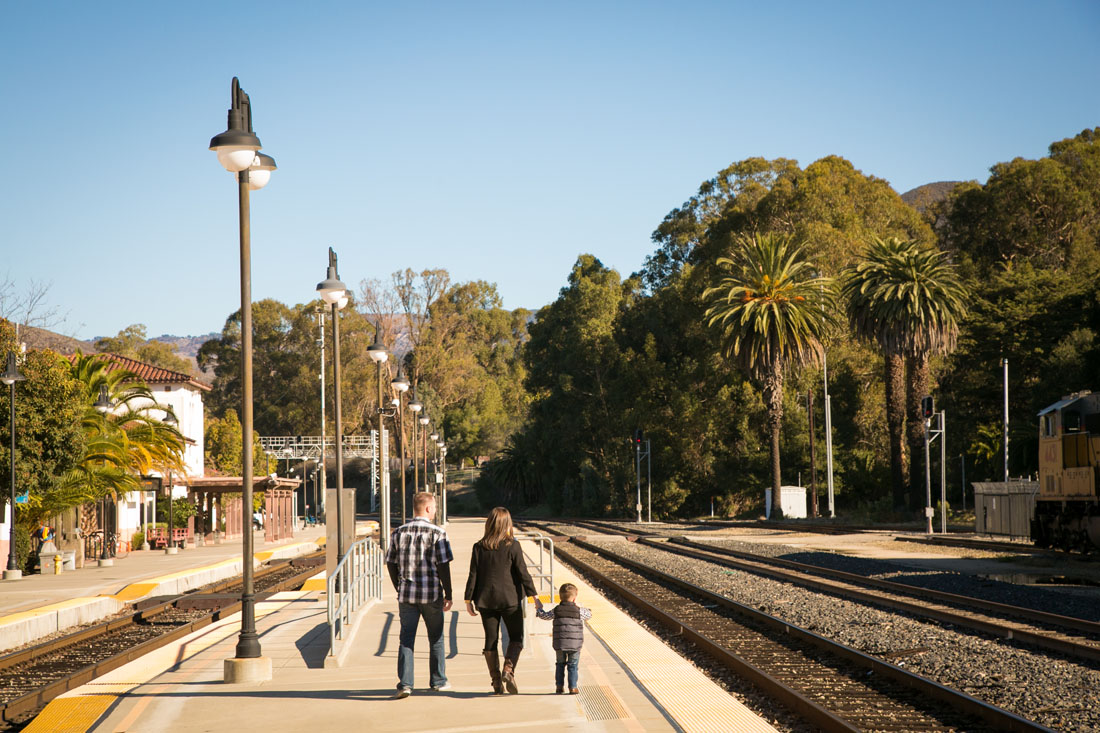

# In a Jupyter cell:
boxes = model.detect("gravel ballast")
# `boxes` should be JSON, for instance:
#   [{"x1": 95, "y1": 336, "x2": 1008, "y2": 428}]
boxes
[{"x1": 584, "y1": 536, "x2": 1100, "y2": 733}]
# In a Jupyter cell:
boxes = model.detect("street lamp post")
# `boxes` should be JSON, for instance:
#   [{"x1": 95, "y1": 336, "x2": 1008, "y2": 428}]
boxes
[
  {"x1": 315, "y1": 308, "x2": 327, "y2": 521},
  {"x1": 93, "y1": 385, "x2": 115, "y2": 567},
  {"x1": 390, "y1": 368, "x2": 409, "y2": 523},
  {"x1": 210, "y1": 76, "x2": 276, "y2": 682},
  {"x1": 162, "y1": 411, "x2": 179, "y2": 554},
  {"x1": 419, "y1": 415, "x2": 430, "y2": 491},
  {"x1": 408, "y1": 393, "x2": 423, "y2": 491},
  {"x1": 317, "y1": 249, "x2": 349, "y2": 574},
  {"x1": 165, "y1": 470, "x2": 178, "y2": 555},
  {"x1": 367, "y1": 340, "x2": 389, "y2": 547},
  {"x1": 437, "y1": 438, "x2": 447, "y2": 526},
  {"x1": 2, "y1": 352, "x2": 25, "y2": 580}
]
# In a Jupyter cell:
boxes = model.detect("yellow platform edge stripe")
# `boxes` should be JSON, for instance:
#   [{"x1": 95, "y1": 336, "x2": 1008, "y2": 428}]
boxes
[
  {"x1": 22, "y1": 693, "x2": 115, "y2": 733},
  {"x1": 1, "y1": 539, "x2": 327, "y2": 627},
  {"x1": 26, "y1": 592, "x2": 311, "y2": 732}
]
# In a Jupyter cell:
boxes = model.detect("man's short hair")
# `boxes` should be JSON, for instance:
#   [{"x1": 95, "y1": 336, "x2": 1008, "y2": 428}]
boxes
[
  {"x1": 413, "y1": 492, "x2": 436, "y2": 513},
  {"x1": 559, "y1": 583, "x2": 578, "y2": 601}
]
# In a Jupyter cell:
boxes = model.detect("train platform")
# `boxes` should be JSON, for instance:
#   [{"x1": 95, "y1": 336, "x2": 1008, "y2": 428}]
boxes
[
  {"x1": 0, "y1": 525, "x2": 333, "y2": 653},
  {"x1": 29, "y1": 517, "x2": 779, "y2": 733}
]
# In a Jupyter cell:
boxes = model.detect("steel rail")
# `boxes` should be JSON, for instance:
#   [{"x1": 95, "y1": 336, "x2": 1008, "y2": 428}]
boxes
[
  {"x1": 0, "y1": 555, "x2": 323, "y2": 726},
  {"x1": 561, "y1": 535, "x2": 1055, "y2": 733},
  {"x1": 665, "y1": 536, "x2": 1100, "y2": 637},
  {"x1": 641, "y1": 536, "x2": 1100, "y2": 665}
]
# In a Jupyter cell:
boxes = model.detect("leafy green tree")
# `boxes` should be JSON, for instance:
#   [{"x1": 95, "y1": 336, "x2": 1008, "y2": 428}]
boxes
[
  {"x1": 940, "y1": 128, "x2": 1100, "y2": 275},
  {"x1": 703, "y1": 234, "x2": 835, "y2": 512},
  {"x1": 519, "y1": 255, "x2": 633, "y2": 514},
  {"x1": 204, "y1": 409, "x2": 271, "y2": 477},
  {"x1": 0, "y1": 320, "x2": 86, "y2": 525}
]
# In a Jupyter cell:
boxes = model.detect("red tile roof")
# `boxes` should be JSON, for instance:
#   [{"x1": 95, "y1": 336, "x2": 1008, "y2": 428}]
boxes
[{"x1": 68, "y1": 353, "x2": 212, "y2": 392}]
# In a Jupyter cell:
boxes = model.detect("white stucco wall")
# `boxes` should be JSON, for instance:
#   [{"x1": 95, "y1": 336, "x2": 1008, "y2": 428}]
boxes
[{"x1": 114, "y1": 381, "x2": 206, "y2": 538}]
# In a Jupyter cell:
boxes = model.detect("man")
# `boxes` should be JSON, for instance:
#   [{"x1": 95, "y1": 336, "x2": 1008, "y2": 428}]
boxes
[{"x1": 385, "y1": 491, "x2": 453, "y2": 698}]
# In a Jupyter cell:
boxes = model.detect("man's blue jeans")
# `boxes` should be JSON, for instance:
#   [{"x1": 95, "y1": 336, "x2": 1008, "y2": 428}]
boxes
[
  {"x1": 555, "y1": 649, "x2": 580, "y2": 689},
  {"x1": 397, "y1": 599, "x2": 446, "y2": 689}
]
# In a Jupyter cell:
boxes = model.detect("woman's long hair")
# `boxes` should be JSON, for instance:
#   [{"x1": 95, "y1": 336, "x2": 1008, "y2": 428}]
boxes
[{"x1": 480, "y1": 507, "x2": 513, "y2": 550}]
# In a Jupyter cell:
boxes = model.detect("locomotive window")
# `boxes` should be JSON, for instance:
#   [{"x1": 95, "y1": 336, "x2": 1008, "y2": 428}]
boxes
[
  {"x1": 1064, "y1": 411, "x2": 1082, "y2": 432},
  {"x1": 1042, "y1": 415, "x2": 1056, "y2": 437}
]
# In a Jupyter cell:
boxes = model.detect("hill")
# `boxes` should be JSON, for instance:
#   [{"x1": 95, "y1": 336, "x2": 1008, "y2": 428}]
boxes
[{"x1": 900, "y1": 181, "x2": 960, "y2": 214}]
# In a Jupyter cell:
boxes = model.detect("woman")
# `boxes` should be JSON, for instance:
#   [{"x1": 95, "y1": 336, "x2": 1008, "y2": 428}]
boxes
[{"x1": 464, "y1": 507, "x2": 543, "y2": 694}]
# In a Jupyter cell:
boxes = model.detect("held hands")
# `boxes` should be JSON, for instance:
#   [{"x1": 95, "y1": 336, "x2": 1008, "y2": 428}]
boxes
[
  {"x1": 534, "y1": 597, "x2": 544, "y2": 611},
  {"x1": 465, "y1": 600, "x2": 478, "y2": 617}
]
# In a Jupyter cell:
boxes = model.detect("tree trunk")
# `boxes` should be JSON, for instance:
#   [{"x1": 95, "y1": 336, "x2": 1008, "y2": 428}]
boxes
[
  {"x1": 884, "y1": 353, "x2": 907, "y2": 509},
  {"x1": 762, "y1": 369, "x2": 784, "y2": 519},
  {"x1": 906, "y1": 352, "x2": 930, "y2": 512}
]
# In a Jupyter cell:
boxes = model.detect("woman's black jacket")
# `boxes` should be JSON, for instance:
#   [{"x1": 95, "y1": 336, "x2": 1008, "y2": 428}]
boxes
[{"x1": 464, "y1": 539, "x2": 537, "y2": 610}]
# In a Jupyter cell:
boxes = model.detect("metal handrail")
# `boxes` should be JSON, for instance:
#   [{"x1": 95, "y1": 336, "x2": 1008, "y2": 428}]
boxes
[
  {"x1": 514, "y1": 531, "x2": 555, "y2": 599},
  {"x1": 327, "y1": 537, "x2": 383, "y2": 657},
  {"x1": 513, "y1": 531, "x2": 555, "y2": 646}
]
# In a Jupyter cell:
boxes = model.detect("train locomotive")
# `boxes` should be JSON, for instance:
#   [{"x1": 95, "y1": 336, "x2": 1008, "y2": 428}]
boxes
[{"x1": 1033, "y1": 390, "x2": 1100, "y2": 550}]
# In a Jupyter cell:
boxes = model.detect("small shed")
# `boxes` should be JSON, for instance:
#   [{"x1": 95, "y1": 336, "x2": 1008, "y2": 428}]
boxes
[
  {"x1": 972, "y1": 480, "x2": 1039, "y2": 539},
  {"x1": 187, "y1": 475, "x2": 301, "y2": 544}
]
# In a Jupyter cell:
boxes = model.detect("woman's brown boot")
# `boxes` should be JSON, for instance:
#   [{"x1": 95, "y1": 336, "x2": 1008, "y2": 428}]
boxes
[
  {"x1": 501, "y1": 642, "x2": 522, "y2": 694},
  {"x1": 483, "y1": 650, "x2": 504, "y2": 694}
]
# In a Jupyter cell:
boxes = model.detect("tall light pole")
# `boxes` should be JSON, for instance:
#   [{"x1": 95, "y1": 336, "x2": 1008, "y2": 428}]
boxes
[
  {"x1": 315, "y1": 308, "x2": 327, "y2": 520},
  {"x1": 420, "y1": 415, "x2": 430, "y2": 491},
  {"x1": 391, "y1": 368, "x2": 410, "y2": 523},
  {"x1": 162, "y1": 411, "x2": 179, "y2": 555},
  {"x1": 2, "y1": 352, "x2": 25, "y2": 580},
  {"x1": 408, "y1": 392, "x2": 423, "y2": 493},
  {"x1": 1002, "y1": 358, "x2": 1009, "y2": 482},
  {"x1": 429, "y1": 428, "x2": 439, "y2": 499},
  {"x1": 367, "y1": 340, "x2": 389, "y2": 547},
  {"x1": 210, "y1": 76, "x2": 276, "y2": 681},
  {"x1": 436, "y1": 437, "x2": 446, "y2": 526},
  {"x1": 93, "y1": 385, "x2": 115, "y2": 566},
  {"x1": 317, "y1": 249, "x2": 349, "y2": 571}
]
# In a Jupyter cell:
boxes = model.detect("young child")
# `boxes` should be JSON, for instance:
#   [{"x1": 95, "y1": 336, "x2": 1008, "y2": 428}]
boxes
[{"x1": 535, "y1": 583, "x2": 592, "y2": 694}]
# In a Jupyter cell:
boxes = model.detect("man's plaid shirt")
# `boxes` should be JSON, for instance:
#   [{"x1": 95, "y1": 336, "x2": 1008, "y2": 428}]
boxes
[{"x1": 385, "y1": 517, "x2": 454, "y2": 604}]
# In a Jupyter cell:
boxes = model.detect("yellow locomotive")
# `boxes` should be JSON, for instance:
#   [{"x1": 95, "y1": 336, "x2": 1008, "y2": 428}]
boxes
[{"x1": 1034, "y1": 391, "x2": 1100, "y2": 549}]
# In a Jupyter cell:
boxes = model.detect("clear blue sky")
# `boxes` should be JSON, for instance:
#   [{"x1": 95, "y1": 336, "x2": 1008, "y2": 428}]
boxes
[{"x1": 1, "y1": 1, "x2": 1097, "y2": 341}]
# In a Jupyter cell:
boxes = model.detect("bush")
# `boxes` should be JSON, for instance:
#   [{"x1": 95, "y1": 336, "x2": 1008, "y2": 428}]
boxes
[
  {"x1": 14, "y1": 525, "x2": 32, "y2": 573},
  {"x1": 131, "y1": 531, "x2": 145, "y2": 549}
]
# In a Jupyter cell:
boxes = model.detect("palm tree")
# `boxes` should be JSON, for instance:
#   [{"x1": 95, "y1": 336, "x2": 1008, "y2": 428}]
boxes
[
  {"x1": 64, "y1": 352, "x2": 185, "y2": 537},
  {"x1": 703, "y1": 232, "x2": 835, "y2": 515},
  {"x1": 841, "y1": 237, "x2": 967, "y2": 510},
  {"x1": 843, "y1": 236, "x2": 913, "y2": 509}
]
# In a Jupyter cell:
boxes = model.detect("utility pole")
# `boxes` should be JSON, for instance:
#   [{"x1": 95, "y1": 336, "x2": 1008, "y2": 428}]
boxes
[
  {"x1": 807, "y1": 391, "x2": 818, "y2": 518},
  {"x1": 646, "y1": 438, "x2": 652, "y2": 523},
  {"x1": 634, "y1": 430, "x2": 642, "y2": 523},
  {"x1": 316, "y1": 308, "x2": 327, "y2": 519},
  {"x1": 1002, "y1": 358, "x2": 1009, "y2": 482}
]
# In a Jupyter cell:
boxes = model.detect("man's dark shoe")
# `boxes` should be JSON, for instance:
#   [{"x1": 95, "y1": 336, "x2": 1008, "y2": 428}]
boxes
[
  {"x1": 555, "y1": 686, "x2": 564, "y2": 694},
  {"x1": 393, "y1": 686, "x2": 411, "y2": 699}
]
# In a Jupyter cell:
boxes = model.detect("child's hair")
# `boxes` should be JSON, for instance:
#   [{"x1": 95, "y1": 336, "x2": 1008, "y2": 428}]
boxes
[{"x1": 559, "y1": 583, "x2": 578, "y2": 601}]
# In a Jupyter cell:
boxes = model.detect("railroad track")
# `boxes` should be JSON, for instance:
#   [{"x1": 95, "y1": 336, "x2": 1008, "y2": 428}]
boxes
[
  {"x1": 550, "y1": 533, "x2": 1053, "y2": 732},
  {"x1": 549, "y1": 520, "x2": 1100, "y2": 663},
  {"x1": 0, "y1": 552, "x2": 324, "y2": 729},
  {"x1": 649, "y1": 535, "x2": 1100, "y2": 664}
]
